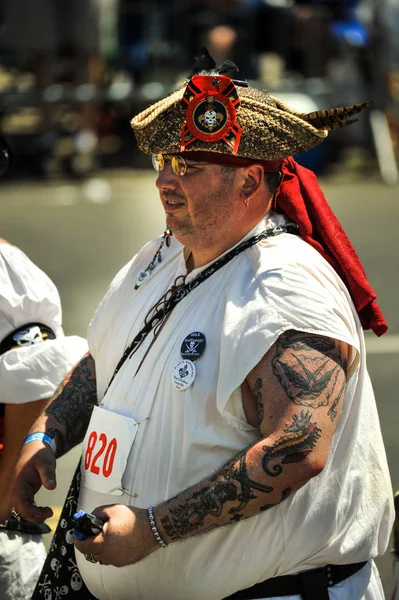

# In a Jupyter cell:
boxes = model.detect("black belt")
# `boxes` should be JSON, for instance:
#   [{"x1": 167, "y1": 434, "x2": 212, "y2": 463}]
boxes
[{"x1": 223, "y1": 561, "x2": 368, "y2": 600}]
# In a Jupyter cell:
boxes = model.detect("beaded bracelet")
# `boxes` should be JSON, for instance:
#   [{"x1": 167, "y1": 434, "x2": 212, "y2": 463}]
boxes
[{"x1": 148, "y1": 505, "x2": 168, "y2": 549}]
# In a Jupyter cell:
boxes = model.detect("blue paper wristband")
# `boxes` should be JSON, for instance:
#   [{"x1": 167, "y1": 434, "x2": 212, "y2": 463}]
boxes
[{"x1": 24, "y1": 432, "x2": 56, "y2": 454}]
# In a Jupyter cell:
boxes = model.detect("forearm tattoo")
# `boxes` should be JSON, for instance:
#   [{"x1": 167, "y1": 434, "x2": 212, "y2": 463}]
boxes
[
  {"x1": 45, "y1": 353, "x2": 97, "y2": 456},
  {"x1": 160, "y1": 411, "x2": 321, "y2": 540},
  {"x1": 272, "y1": 330, "x2": 347, "y2": 421}
]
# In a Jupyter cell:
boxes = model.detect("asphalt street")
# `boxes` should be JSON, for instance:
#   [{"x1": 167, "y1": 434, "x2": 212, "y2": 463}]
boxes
[{"x1": 1, "y1": 168, "x2": 398, "y2": 596}]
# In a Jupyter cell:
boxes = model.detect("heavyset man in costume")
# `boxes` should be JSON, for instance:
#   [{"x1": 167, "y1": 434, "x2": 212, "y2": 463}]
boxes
[{"x1": 12, "y1": 51, "x2": 393, "y2": 600}]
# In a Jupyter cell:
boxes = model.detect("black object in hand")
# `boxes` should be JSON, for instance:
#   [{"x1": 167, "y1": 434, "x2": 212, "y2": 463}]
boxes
[{"x1": 73, "y1": 510, "x2": 104, "y2": 540}]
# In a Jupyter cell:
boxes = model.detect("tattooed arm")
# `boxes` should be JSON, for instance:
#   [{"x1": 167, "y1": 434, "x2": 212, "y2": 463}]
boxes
[
  {"x1": 11, "y1": 352, "x2": 97, "y2": 522},
  {"x1": 42, "y1": 351, "x2": 97, "y2": 456},
  {"x1": 74, "y1": 331, "x2": 349, "y2": 567},
  {"x1": 155, "y1": 330, "x2": 349, "y2": 543}
]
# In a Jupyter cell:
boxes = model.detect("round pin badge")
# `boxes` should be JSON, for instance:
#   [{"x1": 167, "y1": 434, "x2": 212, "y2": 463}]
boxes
[
  {"x1": 180, "y1": 332, "x2": 206, "y2": 361},
  {"x1": 172, "y1": 359, "x2": 196, "y2": 391}
]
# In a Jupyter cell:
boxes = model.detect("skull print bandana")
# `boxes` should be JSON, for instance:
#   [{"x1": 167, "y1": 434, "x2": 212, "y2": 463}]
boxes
[{"x1": 31, "y1": 464, "x2": 98, "y2": 600}]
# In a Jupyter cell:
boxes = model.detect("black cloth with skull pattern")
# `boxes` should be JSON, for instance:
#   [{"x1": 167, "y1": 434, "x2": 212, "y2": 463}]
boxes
[{"x1": 31, "y1": 464, "x2": 97, "y2": 600}]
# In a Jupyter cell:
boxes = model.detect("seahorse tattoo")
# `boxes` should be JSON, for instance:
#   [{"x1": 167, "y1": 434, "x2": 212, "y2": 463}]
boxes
[
  {"x1": 262, "y1": 410, "x2": 321, "y2": 476},
  {"x1": 272, "y1": 330, "x2": 347, "y2": 421},
  {"x1": 160, "y1": 411, "x2": 321, "y2": 539}
]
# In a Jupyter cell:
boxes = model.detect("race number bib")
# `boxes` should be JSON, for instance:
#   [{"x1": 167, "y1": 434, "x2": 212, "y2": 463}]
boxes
[{"x1": 81, "y1": 406, "x2": 139, "y2": 495}]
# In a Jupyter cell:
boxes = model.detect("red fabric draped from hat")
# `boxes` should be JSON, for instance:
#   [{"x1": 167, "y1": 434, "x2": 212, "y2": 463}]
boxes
[{"x1": 272, "y1": 157, "x2": 387, "y2": 336}]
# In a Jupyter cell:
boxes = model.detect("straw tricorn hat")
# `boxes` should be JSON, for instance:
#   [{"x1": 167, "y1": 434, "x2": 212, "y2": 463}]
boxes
[{"x1": 131, "y1": 49, "x2": 370, "y2": 161}]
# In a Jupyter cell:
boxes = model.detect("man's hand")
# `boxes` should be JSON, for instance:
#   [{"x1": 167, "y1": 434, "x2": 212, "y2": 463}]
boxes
[
  {"x1": 0, "y1": 399, "x2": 50, "y2": 523},
  {"x1": 74, "y1": 505, "x2": 160, "y2": 567},
  {"x1": 10, "y1": 441, "x2": 56, "y2": 522}
]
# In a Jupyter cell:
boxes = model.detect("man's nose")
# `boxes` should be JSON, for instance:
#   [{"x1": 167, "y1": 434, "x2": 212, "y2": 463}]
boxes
[{"x1": 155, "y1": 163, "x2": 178, "y2": 190}]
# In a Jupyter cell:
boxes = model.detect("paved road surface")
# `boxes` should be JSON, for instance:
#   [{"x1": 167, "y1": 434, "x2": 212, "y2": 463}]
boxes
[{"x1": 1, "y1": 169, "x2": 398, "y2": 596}]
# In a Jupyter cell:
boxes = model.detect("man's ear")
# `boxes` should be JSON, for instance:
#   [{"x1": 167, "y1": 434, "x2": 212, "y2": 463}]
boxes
[{"x1": 240, "y1": 164, "x2": 264, "y2": 199}]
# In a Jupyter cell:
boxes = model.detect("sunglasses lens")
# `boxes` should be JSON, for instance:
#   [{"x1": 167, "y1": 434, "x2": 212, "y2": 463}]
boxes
[
  {"x1": 171, "y1": 156, "x2": 187, "y2": 176},
  {"x1": 152, "y1": 154, "x2": 164, "y2": 172},
  {"x1": 0, "y1": 138, "x2": 12, "y2": 177}
]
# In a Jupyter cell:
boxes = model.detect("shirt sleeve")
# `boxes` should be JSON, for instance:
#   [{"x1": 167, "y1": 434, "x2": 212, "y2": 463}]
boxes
[
  {"x1": 0, "y1": 335, "x2": 88, "y2": 404},
  {"x1": 216, "y1": 241, "x2": 361, "y2": 429}
]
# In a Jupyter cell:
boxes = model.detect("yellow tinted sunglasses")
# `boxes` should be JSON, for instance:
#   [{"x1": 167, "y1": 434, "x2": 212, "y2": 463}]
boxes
[{"x1": 152, "y1": 154, "x2": 187, "y2": 176}]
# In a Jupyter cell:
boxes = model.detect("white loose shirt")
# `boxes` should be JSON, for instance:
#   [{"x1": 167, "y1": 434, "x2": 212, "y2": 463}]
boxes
[{"x1": 78, "y1": 213, "x2": 394, "y2": 600}]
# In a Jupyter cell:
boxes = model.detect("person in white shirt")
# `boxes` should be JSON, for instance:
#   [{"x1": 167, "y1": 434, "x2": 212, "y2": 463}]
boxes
[
  {"x1": 0, "y1": 238, "x2": 88, "y2": 600},
  {"x1": 0, "y1": 137, "x2": 88, "y2": 600},
  {"x1": 11, "y1": 51, "x2": 394, "y2": 600}
]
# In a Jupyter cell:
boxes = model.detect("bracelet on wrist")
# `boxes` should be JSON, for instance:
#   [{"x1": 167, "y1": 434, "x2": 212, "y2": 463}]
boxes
[
  {"x1": 24, "y1": 432, "x2": 56, "y2": 454},
  {"x1": 148, "y1": 505, "x2": 168, "y2": 549}
]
